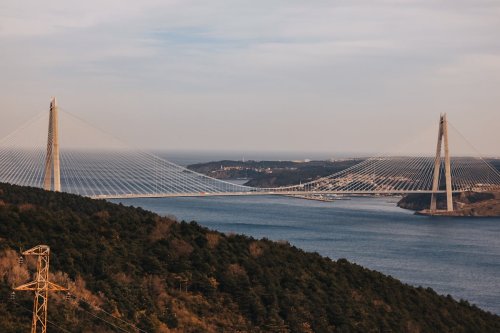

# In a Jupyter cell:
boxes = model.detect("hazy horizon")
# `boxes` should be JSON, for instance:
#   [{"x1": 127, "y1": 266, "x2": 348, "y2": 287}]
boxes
[{"x1": 1, "y1": 1, "x2": 499, "y2": 155}]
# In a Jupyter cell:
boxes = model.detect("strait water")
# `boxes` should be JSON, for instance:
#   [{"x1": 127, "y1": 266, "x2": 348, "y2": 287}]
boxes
[{"x1": 112, "y1": 195, "x2": 500, "y2": 315}]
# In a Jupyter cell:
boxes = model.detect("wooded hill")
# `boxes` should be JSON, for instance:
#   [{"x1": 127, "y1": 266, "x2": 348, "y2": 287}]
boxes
[{"x1": 0, "y1": 182, "x2": 499, "y2": 332}]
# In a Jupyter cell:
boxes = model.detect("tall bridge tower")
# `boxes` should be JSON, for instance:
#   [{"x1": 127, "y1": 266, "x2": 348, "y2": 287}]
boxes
[
  {"x1": 43, "y1": 97, "x2": 61, "y2": 192},
  {"x1": 430, "y1": 113, "x2": 453, "y2": 212}
]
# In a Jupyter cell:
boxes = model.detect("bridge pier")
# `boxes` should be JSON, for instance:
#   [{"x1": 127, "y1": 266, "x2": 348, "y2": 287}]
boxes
[
  {"x1": 43, "y1": 97, "x2": 61, "y2": 192},
  {"x1": 430, "y1": 113, "x2": 453, "y2": 212}
]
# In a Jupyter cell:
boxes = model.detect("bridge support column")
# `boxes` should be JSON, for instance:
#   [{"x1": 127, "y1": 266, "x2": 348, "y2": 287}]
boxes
[
  {"x1": 43, "y1": 97, "x2": 61, "y2": 192},
  {"x1": 430, "y1": 113, "x2": 453, "y2": 212}
]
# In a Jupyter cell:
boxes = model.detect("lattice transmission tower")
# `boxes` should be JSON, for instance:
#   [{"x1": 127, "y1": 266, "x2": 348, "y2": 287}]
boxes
[{"x1": 14, "y1": 245, "x2": 67, "y2": 333}]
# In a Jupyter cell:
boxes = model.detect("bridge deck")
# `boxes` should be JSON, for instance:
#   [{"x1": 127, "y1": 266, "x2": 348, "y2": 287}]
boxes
[{"x1": 92, "y1": 190, "x2": 453, "y2": 200}]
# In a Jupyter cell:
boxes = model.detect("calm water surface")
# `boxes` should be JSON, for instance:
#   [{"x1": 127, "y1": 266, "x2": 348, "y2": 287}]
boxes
[{"x1": 112, "y1": 195, "x2": 500, "y2": 314}]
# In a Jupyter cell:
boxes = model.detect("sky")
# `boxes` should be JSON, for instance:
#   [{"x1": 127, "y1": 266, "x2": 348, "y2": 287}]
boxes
[{"x1": 1, "y1": 0, "x2": 499, "y2": 156}]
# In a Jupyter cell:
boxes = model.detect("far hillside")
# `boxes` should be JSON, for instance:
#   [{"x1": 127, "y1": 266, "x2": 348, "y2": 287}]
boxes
[
  {"x1": 188, "y1": 159, "x2": 363, "y2": 187},
  {"x1": 188, "y1": 158, "x2": 500, "y2": 189}
]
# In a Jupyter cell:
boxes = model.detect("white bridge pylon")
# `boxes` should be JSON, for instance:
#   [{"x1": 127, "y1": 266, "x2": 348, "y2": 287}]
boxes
[{"x1": 0, "y1": 99, "x2": 500, "y2": 206}]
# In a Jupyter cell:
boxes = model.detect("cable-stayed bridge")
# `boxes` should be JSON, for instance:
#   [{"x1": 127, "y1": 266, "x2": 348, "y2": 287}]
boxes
[{"x1": 1, "y1": 98, "x2": 499, "y2": 212}]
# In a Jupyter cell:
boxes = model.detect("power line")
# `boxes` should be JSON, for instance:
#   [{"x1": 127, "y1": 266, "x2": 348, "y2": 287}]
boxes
[
  {"x1": 70, "y1": 294, "x2": 149, "y2": 333},
  {"x1": 72, "y1": 301, "x2": 135, "y2": 333}
]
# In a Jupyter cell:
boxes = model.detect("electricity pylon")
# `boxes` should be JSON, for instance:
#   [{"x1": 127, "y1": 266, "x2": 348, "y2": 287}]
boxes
[
  {"x1": 14, "y1": 245, "x2": 67, "y2": 333},
  {"x1": 43, "y1": 97, "x2": 61, "y2": 192}
]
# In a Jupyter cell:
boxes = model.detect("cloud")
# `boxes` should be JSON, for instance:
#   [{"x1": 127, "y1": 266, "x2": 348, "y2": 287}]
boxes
[{"x1": 0, "y1": 0, "x2": 499, "y2": 154}]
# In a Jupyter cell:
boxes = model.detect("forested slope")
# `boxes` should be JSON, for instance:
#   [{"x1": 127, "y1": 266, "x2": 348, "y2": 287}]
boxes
[{"x1": 0, "y1": 183, "x2": 499, "y2": 332}]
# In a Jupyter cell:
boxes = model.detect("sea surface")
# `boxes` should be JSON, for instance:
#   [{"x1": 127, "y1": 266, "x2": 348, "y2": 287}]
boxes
[{"x1": 112, "y1": 194, "x2": 500, "y2": 315}]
